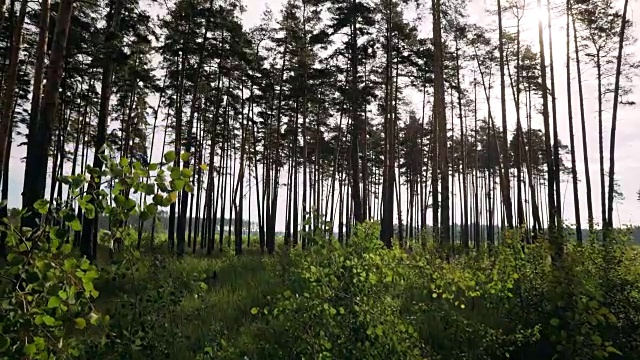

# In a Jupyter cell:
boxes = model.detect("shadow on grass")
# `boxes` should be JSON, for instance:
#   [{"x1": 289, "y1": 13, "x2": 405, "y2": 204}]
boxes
[{"x1": 94, "y1": 245, "x2": 284, "y2": 359}]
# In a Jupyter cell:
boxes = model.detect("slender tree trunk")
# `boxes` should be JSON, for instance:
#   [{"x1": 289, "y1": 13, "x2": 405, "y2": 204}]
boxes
[
  {"x1": 547, "y1": 0, "x2": 562, "y2": 226},
  {"x1": 606, "y1": 0, "x2": 629, "y2": 231},
  {"x1": 572, "y1": 15, "x2": 594, "y2": 233},
  {"x1": 497, "y1": 0, "x2": 514, "y2": 229},
  {"x1": 566, "y1": 0, "x2": 582, "y2": 242},
  {"x1": 433, "y1": 0, "x2": 449, "y2": 247},
  {"x1": 0, "y1": 0, "x2": 27, "y2": 177},
  {"x1": 349, "y1": 0, "x2": 363, "y2": 223},
  {"x1": 536, "y1": 0, "x2": 558, "y2": 244},
  {"x1": 596, "y1": 53, "x2": 606, "y2": 228}
]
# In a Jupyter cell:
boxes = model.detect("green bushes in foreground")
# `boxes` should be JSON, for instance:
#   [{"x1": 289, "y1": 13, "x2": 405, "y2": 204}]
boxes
[{"x1": 3, "y1": 221, "x2": 640, "y2": 359}]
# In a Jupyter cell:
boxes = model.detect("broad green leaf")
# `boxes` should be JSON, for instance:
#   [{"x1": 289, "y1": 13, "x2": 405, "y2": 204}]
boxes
[
  {"x1": 170, "y1": 169, "x2": 181, "y2": 180},
  {"x1": 114, "y1": 194, "x2": 126, "y2": 207},
  {"x1": 145, "y1": 183, "x2": 156, "y2": 195},
  {"x1": 172, "y1": 179, "x2": 185, "y2": 191},
  {"x1": 592, "y1": 335, "x2": 602, "y2": 346},
  {"x1": 89, "y1": 311, "x2": 100, "y2": 325},
  {"x1": 180, "y1": 152, "x2": 191, "y2": 162},
  {"x1": 251, "y1": 307, "x2": 259, "y2": 315},
  {"x1": 125, "y1": 198, "x2": 137, "y2": 210},
  {"x1": 185, "y1": 183, "x2": 194, "y2": 193},
  {"x1": 152, "y1": 194, "x2": 164, "y2": 205},
  {"x1": 119, "y1": 157, "x2": 129, "y2": 167},
  {"x1": 199, "y1": 164, "x2": 208, "y2": 171},
  {"x1": 181, "y1": 168, "x2": 193, "y2": 178},
  {"x1": 69, "y1": 218, "x2": 82, "y2": 231},
  {"x1": 145, "y1": 203, "x2": 158, "y2": 216},
  {"x1": 74, "y1": 318, "x2": 87, "y2": 329},
  {"x1": 34, "y1": 199, "x2": 49, "y2": 215},
  {"x1": 42, "y1": 315, "x2": 56, "y2": 326},
  {"x1": 164, "y1": 150, "x2": 176, "y2": 163},
  {"x1": 47, "y1": 296, "x2": 62, "y2": 309},
  {"x1": 148, "y1": 163, "x2": 159, "y2": 171},
  {"x1": 83, "y1": 203, "x2": 96, "y2": 219},
  {"x1": 550, "y1": 318, "x2": 560, "y2": 327},
  {"x1": 24, "y1": 343, "x2": 36, "y2": 356},
  {"x1": 61, "y1": 243, "x2": 73, "y2": 254}
]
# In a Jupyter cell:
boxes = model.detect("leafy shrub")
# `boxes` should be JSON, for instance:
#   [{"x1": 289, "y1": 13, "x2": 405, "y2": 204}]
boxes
[
  {"x1": 243, "y1": 222, "x2": 425, "y2": 359},
  {"x1": 0, "y1": 212, "x2": 106, "y2": 359},
  {"x1": 0, "y1": 149, "x2": 194, "y2": 359}
]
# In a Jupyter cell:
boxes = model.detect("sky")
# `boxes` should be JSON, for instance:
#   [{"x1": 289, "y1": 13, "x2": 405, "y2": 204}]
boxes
[{"x1": 5, "y1": 0, "x2": 640, "y2": 230}]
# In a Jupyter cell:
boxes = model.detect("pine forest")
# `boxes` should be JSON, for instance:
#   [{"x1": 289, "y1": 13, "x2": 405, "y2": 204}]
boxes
[{"x1": 1, "y1": 0, "x2": 640, "y2": 358}]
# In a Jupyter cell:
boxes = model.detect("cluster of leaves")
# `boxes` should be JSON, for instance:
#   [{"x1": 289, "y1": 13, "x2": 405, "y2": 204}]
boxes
[
  {"x1": 0, "y1": 150, "x2": 194, "y2": 359},
  {"x1": 0, "y1": 221, "x2": 106, "y2": 359},
  {"x1": 68, "y1": 149, "x2": 194, "y2": 239}
]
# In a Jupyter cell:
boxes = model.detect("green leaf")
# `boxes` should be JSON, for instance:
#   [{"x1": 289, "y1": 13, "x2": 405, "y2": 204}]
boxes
[
  {"x1": 185, "y1": 183, "x2": 194, "y2": 193},
  {"x1": 145, "y1": 203, "x2": 158, "y2": 216},
  {"x1": 170, "y1": 169, "x2": 182, "y2": 180},
  {"x1": 34, "y1": 199, "x2": 50, "y2": 215},
  {"x1": 124, "y1": 198, "x2": 137, "y2": 210},
  {"x1": 140, "y1": 210, "x2": 151, "y2": 222},
  {"x1": 0, "y1": 335, "x2": 9, "y2": 352},
  {"x1": 550, "y1": 318, "x2": 560, "y2": 327},
  {"x1": 42, "y1": 315, "x2": 56, "y2": 326},
  {"x1": 74, "y1": 318, "x2": 87, "y2": 329},
  {"x1": 114, "y1": 194, "x2": 126, "y2": 207},
  {"x1": 83, "y1": 203, "x2": 96, "y2": 219},
  {"x1": 250, "y1": 307, "x2": 259, "y2": 315},
  {"x1": 47, "y1": 296, "x2": 62, "y2": 309},
  {"x1": 69, "y1": 218, "x2": 82, "y2": 231},
  {"x1": 119, "y1": 157, "x2": 129, "y2": 167},
  {"x1": 164, "y1": 151, "x2": 176, "y2": 163},
  {"x1": 199, "y1": 164, "x2": 208, "y2": 171},
  {"x1": 61, "y1": 243, "x2": 73, "y2": 254},
  {"x1": 606, "y1": 346, "x2": 622, "y2": 355},
  {"x1": 24, "y1": 343, "x2": 36, "y2": 356},
  {"x1": 181, "y1": 168, "x2": 193, "y2": 178},
  {"x1": 145, "y1": 183, "x2": 156, "y2": 195},
  {"x1": 180, "y1": 152, "x2": 191, "y2": 162},
  {"x1": 7, "y1": 253, "x2": 25, "y2": 266},
  {"x1": 375, "y1": 326, "x2": 383, "y2": 336},
  {"x1": 148, "y1": 163, "x2": 159, "y2": 171},
  {"x1": 592, "y1": 335, "x2": 603, "y2": 346},
  {"x1": 172, "y1": 179, "x2": 185, "y2": 191},
  {"x1": 89, "y1": 312, "x2": 100, "y2": 325},
  {"x1": 153, "y1": 194, "x2": 164, "y2": 205}
]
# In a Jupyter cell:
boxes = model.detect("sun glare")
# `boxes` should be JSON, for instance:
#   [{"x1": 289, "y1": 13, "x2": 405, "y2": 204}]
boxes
[{"x1": 523, "y1": 5, "x2": 549, "y2": 29}]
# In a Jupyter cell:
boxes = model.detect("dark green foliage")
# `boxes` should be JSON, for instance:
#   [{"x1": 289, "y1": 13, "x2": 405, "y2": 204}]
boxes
[{"x1": 3, "y1": 219, "x2": 640, "y2": 359}]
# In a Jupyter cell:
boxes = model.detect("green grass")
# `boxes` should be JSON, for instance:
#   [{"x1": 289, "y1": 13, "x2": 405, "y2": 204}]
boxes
[{"x1": 93, "y1": 244, "x2": 283, "y2": 359}]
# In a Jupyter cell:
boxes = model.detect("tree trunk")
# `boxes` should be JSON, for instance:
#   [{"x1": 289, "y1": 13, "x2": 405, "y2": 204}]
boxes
[
  {"x1": 605, "y1": 0, "x2": 629, "y2": 232},
  {"x1": 22, "y1": 0, "x2": 75, "y2": 229},
  {"x1": 572, "y1": 15, "x2": 594, "y2": 233},
  {"x1": 566, "y1": 0, "x2": 582, "y2": 242},
  {"x1": 348, "y1": 0, "x2": 363, "y2": 223},
  {"x1": 537, "y1": 0, "x2": 561, "y2": 261},
  {"x1": 433, "y1": 0, "x2": 449, "y2": 247},
  {"x1": 497, "y1": 0, "x2": 514, "y2": 229},
  {"x1": 78, "y1": 0, "x2": 120, "y2": 260},
  {"x1": 0, "y1": 0, "x2": 27, "y2": 178}
]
